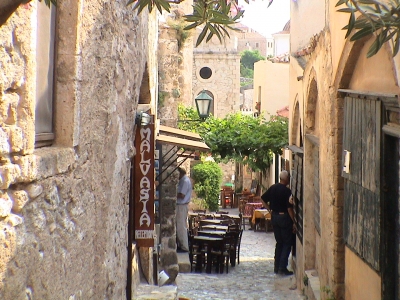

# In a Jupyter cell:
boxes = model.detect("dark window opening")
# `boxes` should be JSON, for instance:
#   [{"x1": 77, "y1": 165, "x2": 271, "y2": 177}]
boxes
[
  {"x1": 199, "y1": 67, "x2": 212, "y2": 79},
  {"x1": 35, "y1": 3, "x2": 56, "y2": 148}
]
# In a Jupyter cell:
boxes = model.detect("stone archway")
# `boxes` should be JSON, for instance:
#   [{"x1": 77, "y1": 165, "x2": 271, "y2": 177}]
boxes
[
  {"x1": 291, "y1": 98, "x2": 301, "y2": 147},
  {"x1": 305, "y1": 74, "x2": 318, "y2": 134}
]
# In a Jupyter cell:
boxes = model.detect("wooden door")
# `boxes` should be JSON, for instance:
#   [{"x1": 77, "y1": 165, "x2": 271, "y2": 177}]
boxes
[{"x1": 343, "y1": 94, "x2": 399, "y2": 299}]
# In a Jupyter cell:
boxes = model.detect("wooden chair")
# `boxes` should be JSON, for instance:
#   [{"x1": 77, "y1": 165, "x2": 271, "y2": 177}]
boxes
[
  {"x1": 238, "y1": 190, "x2": 252, "y2": 213},
  {"x1": 252, "y1": 196, "x2": 262, "y2": 203},
  {"x1": 210, "y1": 235, "x2": 232, "y2": 273},
  {"x1": 189, "y1": 234, "x2": 205, "y2": 272},
  {"x1": 228, "y1": 224, "x2": 240, "y2": 232},
  {"x1": 236, "y1": 229, "x2": 244, "y2": 265},
  {"x1": 221, "y1": 187, "x2": 234, "y2": 208},
  {"x1": 225, "y1": 230, "x2": 240, "y2": 267}
]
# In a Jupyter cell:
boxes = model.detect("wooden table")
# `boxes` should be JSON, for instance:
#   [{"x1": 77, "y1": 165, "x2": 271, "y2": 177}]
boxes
[
  {"x1": 244, "y1": 203, "x2": 263, "y2": 217},
  {"x1": 243, "y1": 203, "x2": 264, "y2": 229},
  {"x1": 252, "y1": 209, "x2": 271, "y2": 231},
  {"x1": 200, "y1": 219, "x2": 225, "y2": 227},
  {"x1": 193, "y1": 236, "x2": 224, "y2": 273},
  {"x1": 201, "y1": 225, "x2": 228, "y2": 231},
  {"x1": 197, "y1": 230, "x2": 226, "y2": 237}
]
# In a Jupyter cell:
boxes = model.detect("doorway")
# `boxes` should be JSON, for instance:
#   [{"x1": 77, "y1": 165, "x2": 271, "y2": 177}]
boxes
[{"x1": 381, "y1": 134, "x2": 399, "y2": 300}]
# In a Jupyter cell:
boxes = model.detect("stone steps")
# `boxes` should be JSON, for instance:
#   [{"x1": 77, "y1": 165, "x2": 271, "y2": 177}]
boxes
[
  {"x1": 134, "y1": 252, "x2": 190, "y2": 300},
  {"x1": 177, "y1": 252, "x2": 191, "y2": 273},
  {"x1": 304, "y1": 269, "x2": 321, "y2": 300},
  {"x1": 135, "y1": 284, "x2": 177, "y2": 300}
]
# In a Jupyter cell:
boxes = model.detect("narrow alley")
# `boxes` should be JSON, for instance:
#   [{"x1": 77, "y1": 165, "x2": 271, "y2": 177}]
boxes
[{"x1": 176, "y1": 209, "x2": 304, "y2": 300}]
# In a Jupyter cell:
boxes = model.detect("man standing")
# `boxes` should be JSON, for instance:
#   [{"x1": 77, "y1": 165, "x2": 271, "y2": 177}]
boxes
[
  {"x1": 176, "y1": 167, "x2": 192, "y2": 252},
  {"x1": 261, "y1": 170, "x2": 295, "y2": 275}
]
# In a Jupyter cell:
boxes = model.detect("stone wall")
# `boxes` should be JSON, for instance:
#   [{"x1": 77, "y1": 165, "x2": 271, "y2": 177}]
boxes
[
  {"x1": 156, "y1": 1, "x2": 194, "y2": 282},
  {"x1": 236, "y1": 30, "x2": 267, "y2": 57},
  {"x1": 192, "y1": 51, "x2": 240, "y2": 118},
  {"x1": 0, "y1": 1, "x2": 157, "y2": 298}
]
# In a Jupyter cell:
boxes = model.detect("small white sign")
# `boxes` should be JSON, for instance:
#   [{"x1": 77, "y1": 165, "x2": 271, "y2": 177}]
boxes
[
  {"x1": 135, "y1": 230, "x2": 154, "y2": 239},
  {"x1": 343, "y1": 150, "x2": 351, "y2": 174}
]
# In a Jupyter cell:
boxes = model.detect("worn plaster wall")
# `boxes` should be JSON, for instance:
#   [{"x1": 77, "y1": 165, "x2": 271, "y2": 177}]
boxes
[
  {"x1": 290, "y1": 0, "x2": 325, "y2": 52},
  {"x1": 0, "y1": 1, "x2": 157, "y2": 298},
  {"x1": 344, "y1": 248, "x2": 381, "y2": 300},
  {"x1": 254, "y1": 60, "x2": 289, "y2": 121}
]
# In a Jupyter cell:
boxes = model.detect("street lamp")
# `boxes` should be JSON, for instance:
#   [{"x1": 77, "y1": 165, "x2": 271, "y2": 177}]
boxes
[
  {"x1": 195, "y1": 90, "x2": 213, "y2": 119},
  {"x1": 179, "y1": 90, "x2": 213, "y2": 122},
  {"x1": 135, "y1": 112, "x2": 151, "y2": 126}
]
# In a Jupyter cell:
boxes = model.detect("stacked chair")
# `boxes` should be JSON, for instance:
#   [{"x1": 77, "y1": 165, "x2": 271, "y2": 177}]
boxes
[
  {"x1": 188, "y1": 209, "x2": 244, "y2": 273},
  {"x1": 221, "y1": 186, "x2": 234, "y2": 208}
]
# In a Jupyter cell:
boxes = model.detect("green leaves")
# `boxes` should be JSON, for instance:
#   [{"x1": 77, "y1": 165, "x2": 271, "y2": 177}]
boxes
[
  {"x1": 128, "y1": 0, "x2": 243, "y2": 47},
  {"x1": 39, "y1": 0, "x2": 57, "y2": 7},
  {"x1": 240, "y1": 49, "x2": 266, "y2": 73},
  {"x1": 183, "y1": 0, "x2": 243, "y2": 46},
  {"x1": 178, "y1": 106, "x2": 289, "y2": 172},
  {"x1": 192, "y1": 162, "x2": 222, "y2": 211},
  {"x1": 127, "y1": 0, "x2": 170, "y2": 14},
  {"x1": 336, "y1": 0, "x2": 400, "y2": 57}
]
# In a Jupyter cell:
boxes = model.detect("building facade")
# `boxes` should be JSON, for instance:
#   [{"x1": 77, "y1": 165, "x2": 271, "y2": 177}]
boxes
[
  {"x1": 290, "y1": 1, "x2": 400, "y2": 300},
  {"x1": 0, "y1": 1, "x2": 158, "y2": 298},
  {"x1": 236, "y1": 23, "x2": 268, "y2": 57}
]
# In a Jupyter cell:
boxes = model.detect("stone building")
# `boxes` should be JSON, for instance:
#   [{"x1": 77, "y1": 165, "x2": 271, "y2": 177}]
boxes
[
  {"x1": 289, "y1": 1, "x2": 400, "y2": 300},
  {"x1": 0, "y1": 1, "x2": 160, "y2": 298},
  {"x1": 235, "y1": 23, "x2": 269, "y2": 57},
  {"x1": 192, "y1": 31, "x2": 241, "y2": 119},
  {"x1": 191, "y1": 30, "x2": 241, "y2": 185}
]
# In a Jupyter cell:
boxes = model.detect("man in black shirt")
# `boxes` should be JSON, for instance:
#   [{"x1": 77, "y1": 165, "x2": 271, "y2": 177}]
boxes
[{"x1": 261, "y1": 170, "x2": 295, "y2": 276}]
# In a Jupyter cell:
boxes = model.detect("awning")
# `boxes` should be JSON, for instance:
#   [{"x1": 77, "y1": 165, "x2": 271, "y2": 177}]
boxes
[
  {"x1": 157, "y1": 134, "x2": 210, "y2": 152},
  {"x1": 288, "y1": 145, "x2": 304, "y2": 154},
  {"x1": 156, "y1": 125, "x2": 209, "y2": 151},
  {"x1": 155, "y1": 125, "x2": 210, "y2": 185}
]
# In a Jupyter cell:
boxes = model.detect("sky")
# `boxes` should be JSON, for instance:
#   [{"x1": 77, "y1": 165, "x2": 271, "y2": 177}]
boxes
[{"x1": 238, "y1": 0, "x2": 290, "y2": 38}]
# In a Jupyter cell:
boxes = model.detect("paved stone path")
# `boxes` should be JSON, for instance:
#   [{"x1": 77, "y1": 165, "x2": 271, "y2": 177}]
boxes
[{"x1": 176, "y1": 212, "x2": 304, "y2": 300}]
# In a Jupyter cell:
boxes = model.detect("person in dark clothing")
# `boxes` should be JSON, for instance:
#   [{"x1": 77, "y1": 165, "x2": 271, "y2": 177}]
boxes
[{"x1": 261, "y1": 170, "x2": 295, "y2": 276}]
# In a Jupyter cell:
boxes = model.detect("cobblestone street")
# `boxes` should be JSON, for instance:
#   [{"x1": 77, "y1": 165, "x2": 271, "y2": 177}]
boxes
[{"x1": 176, "y1": 212, "x2": 305, "y2": 300}]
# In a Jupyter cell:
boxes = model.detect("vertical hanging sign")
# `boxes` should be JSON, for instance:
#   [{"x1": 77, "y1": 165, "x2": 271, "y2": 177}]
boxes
[{"x1": 134, "y1": 120, "x2": 155, "y2": 247}]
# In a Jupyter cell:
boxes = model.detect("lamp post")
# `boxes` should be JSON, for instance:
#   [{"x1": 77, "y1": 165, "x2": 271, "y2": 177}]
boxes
[
  {"x1": 178, "y1": 90, "x2": 212, "y2": 122},
  {"x1": 135, "y1": 112, "x2": 151, "y2": 126}
]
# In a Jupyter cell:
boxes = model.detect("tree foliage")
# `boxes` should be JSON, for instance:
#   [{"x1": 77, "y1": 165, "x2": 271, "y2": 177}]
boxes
[
  {"x1": 127, "y1": 0, "x2": 244, "y2": 46},
  {"x1": 201, "y1": 113, "x2": 288, "y2": 172},
  {"x1": 177, "y1": 104, "x2": 203, "y2": 132},
  {"x1": 336, "y1": 0, "x2": 400, "y2": 57},
  {"x1": 183, "y1": 0, "x2": 243, "y2": 47},
  {"x1": 178, "y1": 105, "x2": 289, "y2": 172},
  {"x1": 40, "y1": 0, "x2": 56, "y2": 6},
  {"x1": 240, "y1": 50, "x2": 265, "y2": 70},
  {"x1": 240, "y1": 65, "x2": 254, "y2": 79},
  {"x1": 191, "y1": 161, "x2": 222, "y2": 211},
  {"x1": 240, "y1": 50, "x2": 265, "y2": 79}
]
